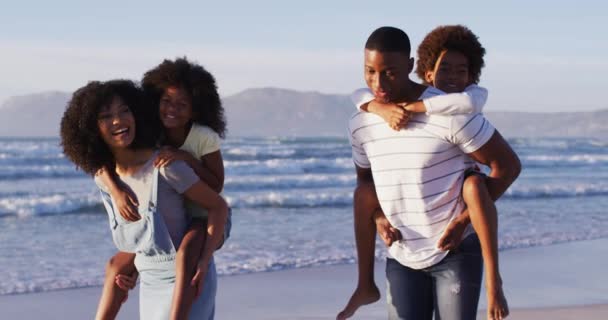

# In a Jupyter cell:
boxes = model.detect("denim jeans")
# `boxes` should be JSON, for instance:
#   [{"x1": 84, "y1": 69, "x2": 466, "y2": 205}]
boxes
[{"x1": 386, "y1": 234, "x2": 483, "y2": 320}]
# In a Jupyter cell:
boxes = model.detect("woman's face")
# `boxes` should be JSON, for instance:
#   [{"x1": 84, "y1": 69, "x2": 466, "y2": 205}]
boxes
[
  {"x1": 159, "y1": 86, "x2": 194, "y2": 130},
  {"x1": 425, "y1": 50, "x2": 470, "y2": 93},
  {"x1": 97, "y1": 96, "x2": 136, "y2": 149}
]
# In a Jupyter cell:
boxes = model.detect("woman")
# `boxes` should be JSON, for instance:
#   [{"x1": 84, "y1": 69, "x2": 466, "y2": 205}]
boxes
[{"x1": 60, "y1": 79, "x2": 227, "y2": 319}]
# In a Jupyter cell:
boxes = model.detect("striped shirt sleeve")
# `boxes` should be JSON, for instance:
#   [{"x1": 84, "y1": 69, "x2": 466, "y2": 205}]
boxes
[
  {"x1": 350, "y1": 88, "x2": 375, "y2": 111},
  {"x1": 348, "y1": 119, "x2": 371, "y2": 168},
  {"x1": 449, "y1": 113, "x2": 495, "y2": 154}
]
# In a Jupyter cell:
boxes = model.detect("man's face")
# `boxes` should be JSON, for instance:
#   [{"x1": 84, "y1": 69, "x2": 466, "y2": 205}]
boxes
[
  {"x1": 364, "y1": 49, "x2": 413, "y2": 103},
  {"x1": 425, "y1": 50, "x2": 470, "y2": 93}
]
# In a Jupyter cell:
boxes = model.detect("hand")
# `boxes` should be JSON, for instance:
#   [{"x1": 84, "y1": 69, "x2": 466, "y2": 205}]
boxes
[
  {"x1": 154, "y1": 146, "x2": 190, "y2": 168},
  {"x1": 191, "y1": 258, "x2": 210, "y2": 298},
  {"x1": 113, "y1": 186, "x2": 140, "y2": 221},
  {"x1": 399, "y1": 101, "x2": 426, "y2": 113},
  {"x1": 437, "y1": 215, "x2": 469, "y2": 251},
  {"x1": 115, "y1": 271, "x2": 138, "y2": 291},
  {"x1": 373, "y1": 208, "x2": 402, "y2": 246},
  {"x1": 369, "y1": 101, "x2": 411, "y2": 131}
]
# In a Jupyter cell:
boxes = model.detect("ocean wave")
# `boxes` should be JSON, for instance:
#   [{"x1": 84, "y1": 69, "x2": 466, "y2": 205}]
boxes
[
  {"x1": 504, "y1": 183, "x2": 608, "y2": 199},
  {"x1": 2, "y1": 181, "x2": 607, "y2": 217},
  {"x1": 0, "y1": 279, "x2": 103, "y2": 296},
  {"x1": 0, "y1": 139, "x2": 62, "y2": 157},
  {"x1": 226, "y1": 189, "x2": 352, "y2": 208},
  {"x1": 224, "y1": 147, "x2": 297, "y2": 158},
  {"x1": 508, "y1": 137, "x2": 608, "y2": 150},
  {"x1": 0, "y1": 193, "x2": 102, "y2": 217},
  {"x1": 224, "y1": 173, "x2": 355, "y2": 190},
  {"x1": 225, "y1": 157, "x2": 354, "y2": 175},
  {"x1": 522, "y1": 154, "x2": 608, "y2": 165},
  {"x1": 0, "y1": 165, "x2": 85, "y2": 180},
  {"x1": 3, "y1": 234, "x2": 607, "y2": 296}
]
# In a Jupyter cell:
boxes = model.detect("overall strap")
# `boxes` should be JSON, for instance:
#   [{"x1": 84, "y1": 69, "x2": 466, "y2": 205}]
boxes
[
  {"x1": 149, "y1": 167, "x2": 160, "y2": 208},
  {"x1": 100, "y1": 189, "x2": 118, "y2": 229}
]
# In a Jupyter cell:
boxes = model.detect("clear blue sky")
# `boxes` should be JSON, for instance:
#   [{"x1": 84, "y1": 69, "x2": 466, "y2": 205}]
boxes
[{"x1": 1, "y1": 0, "x2": 606, "y2": 112}]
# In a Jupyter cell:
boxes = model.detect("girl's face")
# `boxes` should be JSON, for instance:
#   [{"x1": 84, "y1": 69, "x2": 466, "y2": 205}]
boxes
[
  {"x1": 97, "y1": 96, "x2": 136, "y2": 149},
  {"x1": 425, "y1": 50, "x2": 470, "y2": 93},
  {"x1": 159, "y1": 86, "x2": 194, "y2": 130}
]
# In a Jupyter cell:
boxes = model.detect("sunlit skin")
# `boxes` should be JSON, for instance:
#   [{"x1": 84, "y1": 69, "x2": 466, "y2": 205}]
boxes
[
  {"x1": 159, "y1": 86, "x2": 195, "y2": 145},
  {"x1": 95, "y1": 90, "x2": 227, "y2": 320},
  {"x1": 363, "y1": 49, "x2": 424, "y2": 104},
  {"x1": 97, "y1": 97, "x2": 136, "y2": 150},
  {"x1": 338, "y1": 50, "x2": 427, "y2": 320},
  {"x1": 425, "y1": 50, "x2": 471, "y2": 93}
]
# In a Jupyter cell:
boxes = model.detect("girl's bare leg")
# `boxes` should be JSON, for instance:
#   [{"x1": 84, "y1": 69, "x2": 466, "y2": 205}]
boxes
[
  {"x1": 463, "y1": 174, "x2": 509, "y2": 320},
  {"x1": 337, "y1": 182, "x2": 382, "y2": 320},
  {"x1": 170, "y1": 218, "x2": 206, "y2": 320},
  {"x1": 95, "y1": 252, "x2": 136, "y2": 320}
]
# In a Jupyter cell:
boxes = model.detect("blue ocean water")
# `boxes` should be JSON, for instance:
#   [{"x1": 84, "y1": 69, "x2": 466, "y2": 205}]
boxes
[{"x1": 0, "y1": 136, "x2": 607, "y2": 295}]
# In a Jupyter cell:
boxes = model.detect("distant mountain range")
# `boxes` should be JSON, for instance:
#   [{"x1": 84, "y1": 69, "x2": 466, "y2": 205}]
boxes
[{"x1": 1, "y1": 88, "x2": 606, "y2": 139}]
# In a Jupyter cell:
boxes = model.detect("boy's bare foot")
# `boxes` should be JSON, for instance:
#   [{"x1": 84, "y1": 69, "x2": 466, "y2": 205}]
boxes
[
  {"x1": 487, "y1": 286, "x2": 509, "y2": 320},
  {"x1": 336, "y1": 284, "x2": 380, "y2": 320}
]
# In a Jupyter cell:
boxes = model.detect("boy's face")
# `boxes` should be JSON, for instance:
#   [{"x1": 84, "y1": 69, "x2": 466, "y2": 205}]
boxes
[
  {"x1": 159, "y1": 86, "x2": 194, "y2": 129},
  {"x1": 425, "y1": 50, "x2": 470, "y2": 93},
  {"x1": 364, "y1": 49, "x2": 413, "y2": 103}
]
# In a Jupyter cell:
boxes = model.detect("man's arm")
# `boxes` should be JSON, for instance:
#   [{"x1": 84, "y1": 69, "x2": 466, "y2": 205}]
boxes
[
  {"x1": 467, "y1": 130, "x2": 521, "y2": 200},
  {"x1": 438, "y1": 123, "x2": 520, "y2": 251},
  {"x1": 355, "y1": 165, "x2": 373, "y2": 185}
]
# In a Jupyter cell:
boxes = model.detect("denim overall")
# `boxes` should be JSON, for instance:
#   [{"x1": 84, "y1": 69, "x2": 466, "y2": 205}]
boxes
[{"x1": 100, "y1": 168, "x2": 217, "y2": 319}]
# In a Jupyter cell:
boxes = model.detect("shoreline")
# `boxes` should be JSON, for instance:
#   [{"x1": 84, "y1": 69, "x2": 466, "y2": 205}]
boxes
[{"x1": 1, "y1": 238, "x2": 607, "y2": 319}]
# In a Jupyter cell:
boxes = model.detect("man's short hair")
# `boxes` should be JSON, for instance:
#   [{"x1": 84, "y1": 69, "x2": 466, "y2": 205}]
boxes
[{"x1": 365, "y1": 26, "x2": 411, "y2": 56}]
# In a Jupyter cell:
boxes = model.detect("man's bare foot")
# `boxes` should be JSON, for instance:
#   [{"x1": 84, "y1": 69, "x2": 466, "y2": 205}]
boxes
[
  {"x1": 487, "y1": 286, "x2": 509, "y2": 320},
  {"x1": 337, "y1": 284, "x2": 380, "y2": 320}
]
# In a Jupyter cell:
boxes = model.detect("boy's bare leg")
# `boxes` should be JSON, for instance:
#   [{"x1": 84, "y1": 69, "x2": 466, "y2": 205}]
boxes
[
  {"x1": 463, "y1": 174, "x2": 509, "y2": 320},
  {"x1": 95, "y1": 252, "x2": 136, "y2": 320},
  {"x1": 170, "y1": 218, "x2": 206, "y2": 320},
  {"x1": 337, "y1": 182, "x2": 382, "y2": 320}
]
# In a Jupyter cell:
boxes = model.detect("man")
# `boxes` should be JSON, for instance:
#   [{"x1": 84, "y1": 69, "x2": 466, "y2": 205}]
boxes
[{"x1": 347, "y1": 26, "x2": 520, "y2": 320}]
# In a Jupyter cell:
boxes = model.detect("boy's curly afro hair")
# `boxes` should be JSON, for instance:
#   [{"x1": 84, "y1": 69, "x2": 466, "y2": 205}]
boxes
[
  {"x1": 142, "y1": 57, "x2": 227, "y2": 138},
  {"x1": 416, "y1": 25, "x2": 486, "y2": 84},
  {"x1": 60, "y1": 80, "x2": 160, "y2": 175}
]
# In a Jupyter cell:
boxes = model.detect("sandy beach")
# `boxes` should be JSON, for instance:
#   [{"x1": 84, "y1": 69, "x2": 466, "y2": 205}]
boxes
[{"x1": 1, "y1": 238, "x2": 607, "y2": 319}]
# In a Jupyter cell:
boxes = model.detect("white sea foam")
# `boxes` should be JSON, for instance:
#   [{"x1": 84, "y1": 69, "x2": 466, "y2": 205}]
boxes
[
  {"x1": 506, "y1": 182, "x2": 608, "y2": 199},
  {"x1": 0, "y1": 192, "x2": 100, "y2": 217},
  {"x1": 523, "y1": 154, "x2": 608, "y2": 164}
]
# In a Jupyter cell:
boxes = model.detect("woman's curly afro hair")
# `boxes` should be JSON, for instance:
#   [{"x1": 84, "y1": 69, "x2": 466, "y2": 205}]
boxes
[
  {"x1": 142, "y1": 57, "x2": 227, "y2": 138},
  {"x1": 416, "y1": 25, "x2": 486, "y2": 84},
  {"x1": 60, "y1": 79, "x2": 160, "y2": 175}
]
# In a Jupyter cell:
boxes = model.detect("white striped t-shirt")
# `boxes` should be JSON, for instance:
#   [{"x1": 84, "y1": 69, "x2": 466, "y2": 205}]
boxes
[{"x1": 348, "y1": 87, "x2": 495, "y2": 269}]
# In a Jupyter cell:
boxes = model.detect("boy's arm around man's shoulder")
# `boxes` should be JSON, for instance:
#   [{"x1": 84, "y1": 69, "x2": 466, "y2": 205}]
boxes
[{"x1": 422, "y1": 84, "x2": 488, "y2": 115}]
